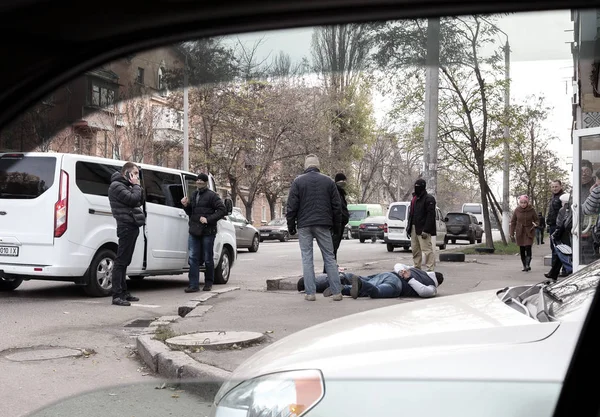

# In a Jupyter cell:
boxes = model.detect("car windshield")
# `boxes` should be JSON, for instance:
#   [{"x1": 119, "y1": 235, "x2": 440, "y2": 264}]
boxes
[{"x1": 3, "y1": 5, "x2": 600, "y2": 417}]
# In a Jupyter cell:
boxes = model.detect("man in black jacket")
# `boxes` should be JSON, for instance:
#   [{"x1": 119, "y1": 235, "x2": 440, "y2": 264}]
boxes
[
  {"x1": 323, "y1": 172, "x2": 350, "y2": 273},
  {"x1": 546, "y1": 180, "x2": 565, "y2": 276},
  {"x1": 287, "y1": 154, "x2": 343, "y2": 301},
  {"x1": 181, "y1": 173, "x2": 227, "y2": 292},
  {"x1": 406, "y1": 178, "x2": 437, "y2": 271},
  {"x1": 108, "y1": 162, "x2": 146, "y2": 306}
]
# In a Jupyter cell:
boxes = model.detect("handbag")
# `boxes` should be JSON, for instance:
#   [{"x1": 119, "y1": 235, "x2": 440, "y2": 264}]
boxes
[{"x1": 555, "y1": 243, "x2": 572, "y2": 255}]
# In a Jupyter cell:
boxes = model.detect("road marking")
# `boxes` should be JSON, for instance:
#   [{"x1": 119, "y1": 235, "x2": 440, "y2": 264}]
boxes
[{"x1": 131, "y1": 303, "x2": 161, "y2": 308}]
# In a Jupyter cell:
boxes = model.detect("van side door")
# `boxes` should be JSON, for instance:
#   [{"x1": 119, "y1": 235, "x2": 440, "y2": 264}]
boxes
[{"x1": 142, "y1": 169, "x2": 189, "y2": 271}]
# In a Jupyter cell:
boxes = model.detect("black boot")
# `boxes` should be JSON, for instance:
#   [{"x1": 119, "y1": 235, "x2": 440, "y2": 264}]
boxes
[
  {"x1": 521, "y1": 253, "x2": 527, "y2": 271},
  {"x1": 525, "y1": 256, "x2": 531, "y2": 272}
]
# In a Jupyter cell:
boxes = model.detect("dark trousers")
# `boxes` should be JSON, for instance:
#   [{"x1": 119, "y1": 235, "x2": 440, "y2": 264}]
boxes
[
  {"x1": 548, "y1": 226, "x2": 558, "y2": 266},
  {"x1": 519, "y1": 245, "x2": 532, "y2": 267},
  {"x1": 323, "y1": 227, "x2": 344, "y2": 273},
  {"x1": 188, "y1": 234, "x2": 216, "y2": 288},
  {"x1": 113, "y1": 225, "x2": 140, "y2": 299}
]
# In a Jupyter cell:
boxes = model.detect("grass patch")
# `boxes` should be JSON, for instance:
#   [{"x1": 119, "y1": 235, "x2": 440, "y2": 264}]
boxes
[
  {"x1": 153, "y1": 325, "x2": 178, "y2": 342},
  {"x1": 447, "y1": 240, "x2": 521, "y2": 255}
]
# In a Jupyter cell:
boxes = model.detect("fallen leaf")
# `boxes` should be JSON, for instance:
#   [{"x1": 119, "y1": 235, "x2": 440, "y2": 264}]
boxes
[
  {"x1": 265, "y1": 330, "x2": 274, "y2": 334},
  {"x1": 171, "y1": 394, "x2": 180, "y2": 398}
]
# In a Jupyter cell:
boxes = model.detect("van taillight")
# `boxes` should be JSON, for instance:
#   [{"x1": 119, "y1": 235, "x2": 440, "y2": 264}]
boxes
[
  {"x1": 54, "y1": 170, "x2": 69, "y2": 237},
  {"x1": 383, "y1": 223, "x2": 388, "y2": 233}
]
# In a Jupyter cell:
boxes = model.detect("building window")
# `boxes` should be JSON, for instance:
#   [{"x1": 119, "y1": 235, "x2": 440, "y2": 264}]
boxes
[
  {"x1": 136, "y1": 67, "x2": 145, "y2": 84},
  {"x1": 91, "y1": 83, "x2": 115, "y2": 108}
]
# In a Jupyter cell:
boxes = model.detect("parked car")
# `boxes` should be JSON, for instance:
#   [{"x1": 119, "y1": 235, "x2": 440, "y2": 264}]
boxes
[
  {"x1": 211, "y1": 256, "x2": 599, "y2": 417},
  {"x1": 0, "y1": 152, "x2": 237, "y2": 296},
  {"x1": 358, "y1": 215, "x2": 386, "y2": 242},
  {"x1": 384, "y1": 201, "x2": 447, "y2": 251},
  {"x1": 258, "y1": 218, "x2": 298, "y2": 242},
  {"x1": 444, "y1": 212, "x2": 484, "y2": 244},
  {"x1": 347, "y1": 204, "x2": 385, "y2": 239},
  {"x1": 228, "y1": 208, "x2": 260, "y2": 252}
]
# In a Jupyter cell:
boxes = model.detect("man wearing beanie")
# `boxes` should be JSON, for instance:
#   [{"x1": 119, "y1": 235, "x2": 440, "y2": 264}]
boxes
[
  {"x1": 181, "y1": 173, "x2": 227, "y2": 292},
  {"x1": 323, "y1": 172, "x2": 349, "y2": 271},
  {"x1": 406, "y1": 178, "x2": 437, "y2": 271},
  {"x1": 287, "y1": 154, "x2": 343, "y2": 301}
]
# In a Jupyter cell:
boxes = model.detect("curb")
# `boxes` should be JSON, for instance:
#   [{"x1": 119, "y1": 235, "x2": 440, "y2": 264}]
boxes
[
  {"x1": 136, "y1": 287, "x2": 240, "y2": 383},
  {"x1": 266, "y1": 275, "x2": 302, "y2": 291}
]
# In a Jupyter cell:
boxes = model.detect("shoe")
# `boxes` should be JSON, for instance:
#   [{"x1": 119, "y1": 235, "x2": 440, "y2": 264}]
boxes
[
  {"x1": 544, "y1": 273, "x2": 558, "y2": 280},
  {"x1": 305, "y1": 294, "x2": 316, "y2": 301},
  {"x1": 332, "y1": 293, "x2": 343, "y2": 301},
  {"x1": 202, "y1": 286, "x2": 213, "y2": 291},
  {"x1": 112, "y1": 298, "x2": 131, "y2": 306},
  {"x1": 184, "y1": 287, "x2": 199, "y2": 293},
  {"x1": 559, "y1": 271, "x2": 568, "y2": 277},
  {"x1": 323, "y1": 287, "x2": 333, "y2": 297},
  {"x1": 350, "y1": 276, "x2": 362, "y2": 299},
  {"x1": 125, "y1": 295, "x2": 139, "y2": 302}
]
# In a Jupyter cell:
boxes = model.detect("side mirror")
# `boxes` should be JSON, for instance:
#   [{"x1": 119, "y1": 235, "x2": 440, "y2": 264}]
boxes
[
  {"x1": 224, "y1": 197, "x2": 233, "y2": 215},
  {"x1": 444, "y1": 217, "x2": 448, "y2": 222}
]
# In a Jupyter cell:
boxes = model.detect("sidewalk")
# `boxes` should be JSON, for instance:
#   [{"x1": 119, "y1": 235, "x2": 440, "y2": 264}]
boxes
[{"x1": 135, "y1": 249, "x2": 552, "y2": 385}]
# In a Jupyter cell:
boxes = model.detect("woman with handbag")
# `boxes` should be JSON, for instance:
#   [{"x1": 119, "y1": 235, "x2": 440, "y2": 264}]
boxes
[{"x1": 510, "y1": 195, "x2": 539, "y2": 272}]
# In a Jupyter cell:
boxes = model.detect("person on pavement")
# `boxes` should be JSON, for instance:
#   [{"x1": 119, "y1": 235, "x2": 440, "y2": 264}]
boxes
[
  {"x1": 546, "y1": 193, "x2": 573, "y2": 280},
  {"x1": 323, "y1": 172, "x2": 350, "y2": 273},
  {"x1": 108, "y1": 162, "x2": 146, "y2": 306},
  {"x1": 546, "y1": 180, "x2": 566, "y2": 277},
  {"x1": 510, "y1": 194, "x2": 538, "y2": 272},
  {"x1": 287, "y1": 154, "x2": 343, "y2": 301},
  {"x1": 181, "y1": 173, "x2": 227, "y2": 293},
  {"x1": 406, "y1": 178, "x2": 437, "y2": 271},
  {"x1": 297, "y1": 263, "x2": 443, "y2": 299}
]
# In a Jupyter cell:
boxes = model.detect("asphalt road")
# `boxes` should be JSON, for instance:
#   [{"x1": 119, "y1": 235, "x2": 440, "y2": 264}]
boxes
[{"x1": 1, "y1": 231, "x2": 505, "y2": 417}]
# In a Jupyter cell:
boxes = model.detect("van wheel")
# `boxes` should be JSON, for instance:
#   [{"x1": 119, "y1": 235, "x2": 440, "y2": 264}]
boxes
[
  {"x1": 403, "y1": 247, "x2": 411, "y2": 252},
  {"x1": 83, "y1": 249, "x2": 115, "y2": 297},
  {"x1": 477, "y1": 238, "x2": 482, "y2": 244},
  {"x1": 248, "y1": 235, "x2": 260, "y2": 252},
  {"x1": 359, "y1": 238, "x2": 365, "y2": 243},
  {"x1": 0, "y1": 273, "x2": 23, "y2": 291},
  {"x1": 214, "y1": 249, "x2": 232, "y2": 285},
  {"x1": 387, "y1": 244, "x2": 394, "y2": 252}
]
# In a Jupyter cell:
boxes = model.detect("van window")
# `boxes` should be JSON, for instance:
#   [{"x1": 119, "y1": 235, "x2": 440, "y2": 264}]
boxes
[
  {"x1": 349, "y1": 210, "x2": 367, "y2": 221},
  {"x1": 184, "y1": 174, "x2": 198, "y2": 197},
  {"x1": 143, "y1": 169, "x2": 183, "y2": 208},
  {"x1": 75, "y1": 161, "x2": 119, "y2": 196},
  {"x1": 389, "y1": 205, "x2": 406, "y2": 221},
  {"x1": 0, "y1": 155, "x2": 56, "y2": 199}
]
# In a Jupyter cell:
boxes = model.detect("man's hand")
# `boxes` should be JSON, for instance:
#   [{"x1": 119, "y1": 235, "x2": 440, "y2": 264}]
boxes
[
  {"x1": 510, "y1": 235, "x2": 516, "y2": 243},
  {"x1": 130, "y1": 175, "x2": 140, "y2": 186},
  {"x1": 288, "y1": 226, "x2": 297, "y2": 236},
  {"x1": 181, "y1": 197, "x2": 189, "y2": 207},
  {"x1": 200, "y1": 216, "x2": 208, "y2": 224},
  {"x1": 421, "y1": 232, "x2": 429, "y2": 239}
]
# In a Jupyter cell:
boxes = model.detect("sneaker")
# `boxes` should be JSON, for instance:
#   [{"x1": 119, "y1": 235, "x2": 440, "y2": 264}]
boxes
[
  {"x1": 125, "y1": 294, "x2": 139, "y2": 302},
  {"x1": 305, "y1": 294, "x2": 316, "y2": 301},
  {"x1": 202, "y1": 286, "x2": 213, "y2": 291},
  {"x1": 112, "y1": 298, "x2": 131, "y2": 306},
  {"x1": 332, "y1": 293, "x2": 343, "y2": 301},
  {"x1": 323, "y1": 287, "x2": 333, "y2": 297},
  {"x1": 350, "y1": 276, "x2": 362, "y2": 299},
  {"x1": 184, "y1": 287, "x2": 199, "y2": 293}
]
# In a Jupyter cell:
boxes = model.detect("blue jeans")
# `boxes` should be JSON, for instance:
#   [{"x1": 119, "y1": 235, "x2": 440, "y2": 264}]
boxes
[
  {"x1": 556, "y1": 251, "x2": 573, "y2": 275},
  {"x1": 341, "y1": 272, "x2": 403, "y2": 298},
  {"x1": 188, "y1": 233, "x2": 216, "y2": 289},
  {"x1": 298, "y1": 226, "x2": 341, "y2": 295}
]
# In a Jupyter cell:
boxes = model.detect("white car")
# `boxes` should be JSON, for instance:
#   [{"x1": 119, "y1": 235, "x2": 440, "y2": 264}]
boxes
[
  {"x1": 210, "y1": 260, "x2": 598, "y2": 417},
  {"x1": 0, "y1": 152, "x2": 237, "y2": 296}
]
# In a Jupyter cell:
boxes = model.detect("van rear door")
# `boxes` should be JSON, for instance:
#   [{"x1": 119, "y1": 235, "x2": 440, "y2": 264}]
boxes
[{"x1": 0, "y1": 153, "x2": 60, "y2": 262}]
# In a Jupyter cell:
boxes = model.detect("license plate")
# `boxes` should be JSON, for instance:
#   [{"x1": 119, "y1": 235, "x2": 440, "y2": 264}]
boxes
[
  {"x1": 368, "y1": 227, "x2": 379, "y2": 230},
  {"x1": 0, "y1": 246, "x2": 18, "y2": 256},
  {"x1": 261, "y1": 233, "x2": 269, "y2": 237}
]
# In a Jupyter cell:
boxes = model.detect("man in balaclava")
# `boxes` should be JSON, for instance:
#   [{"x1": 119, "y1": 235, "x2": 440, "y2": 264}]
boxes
[
  {"x1": 322, "y1": 172, "x2": 350, "y2": 273},
  {"x1": 406, "y1": 178, "x2": 437, "y2": 271}
]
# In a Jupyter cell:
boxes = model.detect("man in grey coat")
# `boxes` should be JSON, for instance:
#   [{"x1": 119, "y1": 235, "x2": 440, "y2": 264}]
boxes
[
  {"x1": 286, "y1": 154, "x2": 343, "y2": 301},
  {"x1": 108, "y1": 162, "x2": 146, "y2": 306}
]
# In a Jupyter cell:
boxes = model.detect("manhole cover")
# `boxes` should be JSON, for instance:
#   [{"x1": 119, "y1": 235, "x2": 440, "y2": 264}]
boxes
[
  {"x1": 5, "y1": 347, "x2": 83, "y2": 362},
  {"x1": 165, "y1": 331, "x2": 265, "y2": 350},
  {"x1": 124, "y1": 318, "x2": 154, "y2": 328}
]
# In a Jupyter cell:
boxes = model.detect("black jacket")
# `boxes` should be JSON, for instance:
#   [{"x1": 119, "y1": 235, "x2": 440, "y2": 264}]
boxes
[
  {"x1": 286, "y1": 168, "x2": 342, "y2": 230},
  {"x1": 183, "y1": 187, "x2": 227, "y2": 236},
  {"x1": 546, "y1": 190, "x2": 564, "y2": 227},
  {"x1": 337, "y1": 185, "x2": 350, "y2": 227},
  {"x1": 406, "y1": 190, "x2": 436, "y2": 235},
  {"x1": 108, "y1": 171, "x2": 145, "y2": 228}
]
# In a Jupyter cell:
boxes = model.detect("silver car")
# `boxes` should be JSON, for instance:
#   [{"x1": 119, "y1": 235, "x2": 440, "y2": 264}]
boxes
[
  {"x1": 258, "y1": 218, "x2": 298, "y2": 242},
  {"x1": 228, "y1": 209, "x2": 260, "y2": 252}
]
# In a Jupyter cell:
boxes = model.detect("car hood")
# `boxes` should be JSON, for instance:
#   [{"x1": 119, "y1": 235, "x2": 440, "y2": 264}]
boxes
[{"x1": 229, "y1": 289, "x2": 581, "y2": 384}]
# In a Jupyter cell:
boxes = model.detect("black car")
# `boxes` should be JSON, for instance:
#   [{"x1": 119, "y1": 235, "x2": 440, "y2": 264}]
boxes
[
  {"x1": 257, "y1": 218, "x2": 298, "y2": 242},
  {"x1": 444, "y1": 212, "x2": 484, "y2": 244},
  {"x1": 358, "y1": 216, "x2": 386, "y2": 243}
]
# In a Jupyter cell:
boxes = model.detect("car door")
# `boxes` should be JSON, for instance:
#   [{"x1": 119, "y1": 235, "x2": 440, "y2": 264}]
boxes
[
  {"x1": 231, "y1": 211, "x2": 253, "y2": 247},
  {"x1": 142, "y1": 168, "x2": 189, "y2": 271}
]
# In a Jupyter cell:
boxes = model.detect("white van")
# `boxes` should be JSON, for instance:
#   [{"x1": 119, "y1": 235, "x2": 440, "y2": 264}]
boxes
[
  {"x1": 462, "y1": 203, "x2": 485, "y2": 226},
  {"x1": 0, "y1": 152, "x2": 237, "y2": 296},
  {"x1": 384, "y1": 201, "x2": 447, "y2": 252}
]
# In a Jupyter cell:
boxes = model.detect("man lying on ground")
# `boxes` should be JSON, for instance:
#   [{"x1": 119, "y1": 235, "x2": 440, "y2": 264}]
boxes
[{"x1": 296, "y1": 263, "x2": 443, "y2": 299}]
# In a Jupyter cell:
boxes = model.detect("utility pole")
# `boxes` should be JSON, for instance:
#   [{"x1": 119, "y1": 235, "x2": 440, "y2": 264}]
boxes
[
  {"x1": 183, "y1": 54, "x2": 189, "y2": 172},
  {"x1": 423, "y1": 17, "x2": 440, "y2": 198},
  {"x1": 502, "y1": 39, "x2": 511, "y2": 238}
]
